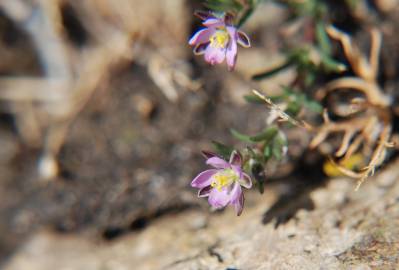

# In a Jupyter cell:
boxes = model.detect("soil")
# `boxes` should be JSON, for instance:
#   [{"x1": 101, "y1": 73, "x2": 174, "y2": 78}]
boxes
[{"x1": 0, "y1": 60, "x2": 268, "y2": 262}]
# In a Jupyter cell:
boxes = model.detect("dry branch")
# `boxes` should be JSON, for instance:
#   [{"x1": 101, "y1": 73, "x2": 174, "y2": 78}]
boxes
[{"x1": 311, "y1": 26, "x2": 394, "y2": 188}]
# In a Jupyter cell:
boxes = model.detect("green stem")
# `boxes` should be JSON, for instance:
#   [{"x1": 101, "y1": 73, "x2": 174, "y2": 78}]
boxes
[{"x1": 237, "y1": 0, "x2": 257, "y2": 27}]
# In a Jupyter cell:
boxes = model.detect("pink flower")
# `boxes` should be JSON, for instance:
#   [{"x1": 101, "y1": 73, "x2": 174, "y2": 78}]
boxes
[
  {"x1": 188, "y1": 12, "x2": 251, "y2": 71},
  {"x1": 191, "y1": 151, "x2": 252, "y2": 216}
]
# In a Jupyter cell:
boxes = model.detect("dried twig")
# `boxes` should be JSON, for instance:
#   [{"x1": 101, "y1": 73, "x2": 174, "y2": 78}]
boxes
[
  {"x1": 312, "y1": 26, "x2": 393, "y2": 188},
  {"x1": 252, "y1": 89, "x2": 312, "y2": 130}
]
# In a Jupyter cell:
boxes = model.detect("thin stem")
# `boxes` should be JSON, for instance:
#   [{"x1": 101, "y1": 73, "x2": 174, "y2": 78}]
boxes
[{"x1": 237, "y1": 0, "x2": 257, "y2": 28}]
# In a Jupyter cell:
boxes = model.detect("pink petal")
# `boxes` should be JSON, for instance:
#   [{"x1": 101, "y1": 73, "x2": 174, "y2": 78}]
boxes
[
  {"x1": 226, "y1": 26, "x2": 237, "y2": 39},
  {"x1": 232, "y1": 164, "x2": 243, "y2": 179},
  {"x1": 206, "y1": 156, "x2": 229, "y2": 169},
  {"x1": 232, "y1": 190, "x2": 244, "y2": 216},
  {"x1": 208, "y1": 188, "x2": 231, "y2": 208},
  {"x1": 230, "y1": 182, "x2": 242, "y2": 203},
  {"x1": 189, "y1": 28, "x2": 214, "y2": 46},
  {"x1": 238, "y1": 173, "x2": 252, "y2": 189},
  {"x1": 237, "y1": 31, "x2": 251, "y2": 48},
  {"x1": 203, "y1": 18, "x2": 224, "y2": 27},
  {"x1": 229, "y1": 150, "x2": 242, "y2": 166},
  {"x1": 204, "y1": 46, "x2": 226, "y2": 65},
  {"x1": 191, "y1": 169, "x2": 218, "y2": 188},
  {"x1": 226, "y1": 27, "x2": 238, "y2": 70}
]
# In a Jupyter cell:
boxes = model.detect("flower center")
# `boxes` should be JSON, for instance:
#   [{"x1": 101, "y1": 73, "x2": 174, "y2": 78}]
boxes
[
  {"x1": 210, "y1": 30, "x2": 229, "y2": 48},
  {"x1": 211, "y1": 169, "x2": 238, "y2": 191}
]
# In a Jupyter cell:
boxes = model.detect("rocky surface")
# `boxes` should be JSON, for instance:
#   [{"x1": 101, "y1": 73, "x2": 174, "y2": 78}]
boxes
[{"x1": 4, "y1": 158, "x2": 399, "y2": 270}]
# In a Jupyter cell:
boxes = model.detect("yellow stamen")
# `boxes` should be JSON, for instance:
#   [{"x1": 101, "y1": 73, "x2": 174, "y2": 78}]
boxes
[
  {"x1": 210, "y1": 30, "x2": 229, "y2": 48},
  {"x1": 211, "y1": 169, "x2": 238, "y2": 191}
]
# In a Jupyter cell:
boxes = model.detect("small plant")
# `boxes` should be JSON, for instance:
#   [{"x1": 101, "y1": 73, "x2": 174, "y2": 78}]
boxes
[{"x1": 189, "y1": 0, "x2": 397, "y2": 215}]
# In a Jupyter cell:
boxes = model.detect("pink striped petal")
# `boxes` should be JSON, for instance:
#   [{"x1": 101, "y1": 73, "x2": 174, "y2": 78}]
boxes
[
  {"x1": 206, "y1": 156, "x2": 229, "y2": 169},
  {"x1": 191, "y1": 169, "x2": 218, "y2": 188},
  {"x1": 232, "y1": 164, "x2": 243, "y2": 179},
  {"x1": 204, "y1": 46, "x2": 226, "y2": 65},
  {"x1": 230, "y1": 182, "x2": 242, "y2": 203},
  {"x1": 203, "y1": 18, "x2": 224, "y2": 27},
  {"x1": 189, "y1": 28, "x2": 214, "y2": 46},
  {"x1": 238, "y1": 173, "x2": 252, "y2": 189},
  {"x1": 229, "y1": 150, "x2": 242, "y2": 166},
  {"x1": 237, "y1": 31, "x2": 251, "y2": 48},
  {"x1": 226, "y1": 27, "x2": 238, "y2": 70},
  {"x1": 231, "y1": 185, "x2": 244, "y2": 216},
  {"x1": 208, "y1": 188, "x2": 231, "y2": 208}
]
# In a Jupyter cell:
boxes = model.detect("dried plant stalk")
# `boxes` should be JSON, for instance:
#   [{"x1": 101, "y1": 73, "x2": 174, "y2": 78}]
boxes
[
  {"x1": 252, "y1": 89, "x2": 313, "y2": 130},
  {"x1": 311, "y1": 26, "x2": 394, "y2": 189}
]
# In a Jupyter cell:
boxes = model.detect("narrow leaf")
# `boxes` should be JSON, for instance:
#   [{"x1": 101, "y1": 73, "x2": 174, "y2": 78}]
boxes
[
  {"x1": 263, "y1": 145, "x2": 272, "y2": 160},
  {"x1": 250, "y1": 126, "x2": 279, "y2": 143},
  {"x1": 252, "y1": 61, "x2": 292, "y2": 80},
  {"x1": 316, "y1": 22, "x2": 331, "y2": 55},
  {"x1": 230, "y1": 129, "x2": 254, "y2": 143},
  {"x1": 320, "y1": 51, "x2": 346, "y2": 73}
]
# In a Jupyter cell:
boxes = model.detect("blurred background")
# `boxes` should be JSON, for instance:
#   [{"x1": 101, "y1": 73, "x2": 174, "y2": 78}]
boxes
[
  {"x1": 0, "y1": 1, "x2": 398, "y2": 269},
  {"x1": 0, "y1": 0, "x2": 269, "y2": 267}
]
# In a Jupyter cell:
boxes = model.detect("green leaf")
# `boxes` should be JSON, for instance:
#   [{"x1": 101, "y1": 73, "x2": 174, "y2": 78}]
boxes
[
  {"x1": 276, "y1": 132, "x2": 288, "y2": 148},
  {"x1": 211, "y1": 141, "x2": 234, "y2": 160},
  {"x1": 315, "y1": 22, "x2": 331, "y2": 55},
  {"x1": 252, "y1": 60, "x2": 292, "y2": 80},
  {"x1": 320, "y1": 51, "x2": 346, "y2": 73},
  {"x1": 278, "y1": 85, "x2": 323, "y2": 114},
  {"x1": 285, "y1": 101, "x2": 301, "y2": 117},
  {"x1": 272, "y1": 132, "x2": 288, "y2": 161},
  {"x1": 251, "y1": 127, "x2": 279, "y2": 142},
  {"x1": 263, "y1": 145, "x2": 272, "y2": 160},
  {"x1": 231, "y1": 126, "x2": 279, "y2": 144},
  {"x1": 230, "y1": 129, "x2": 254, "y2": 143},
  {"x1": 272, "y1": 142, "x2": 283, "y2": 160}
]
